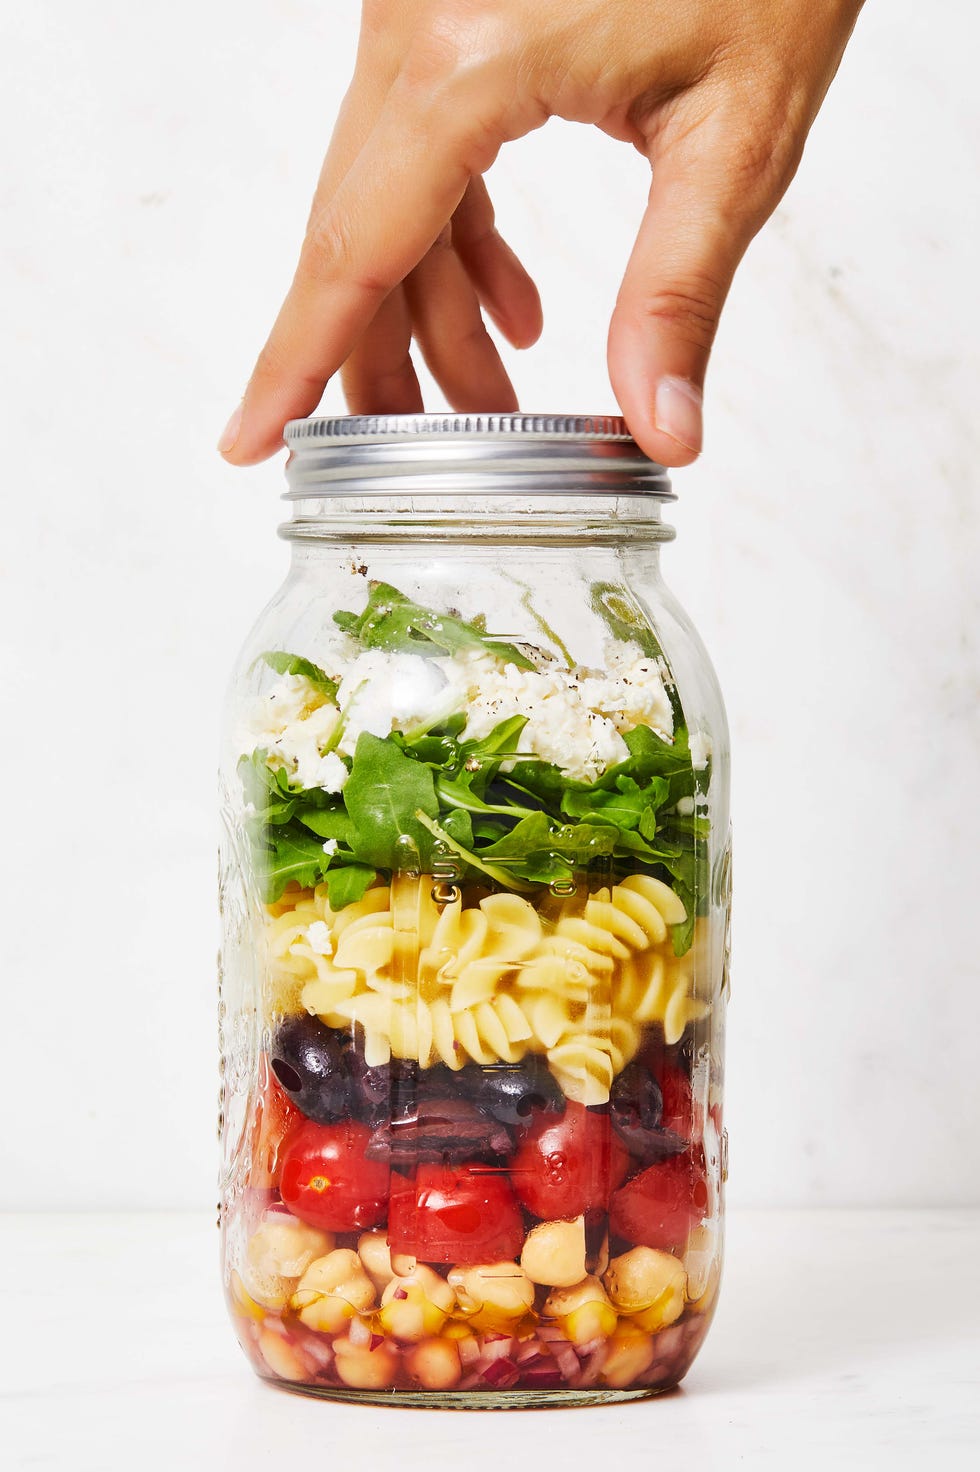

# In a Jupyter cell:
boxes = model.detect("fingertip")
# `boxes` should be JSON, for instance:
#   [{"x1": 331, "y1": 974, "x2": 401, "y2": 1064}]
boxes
[
  {"x1": 218, "y1": 403, "x2": 290, "y2": 466},
  {"x1": 608, "y1": 313, "x2": 704, "y2": 468},
  {"x1": 216, "y1": 403, "x2": 243, "y2": 458},
  {"x1": 628, "y1": 418, "x2": 702, "y2": 469}
]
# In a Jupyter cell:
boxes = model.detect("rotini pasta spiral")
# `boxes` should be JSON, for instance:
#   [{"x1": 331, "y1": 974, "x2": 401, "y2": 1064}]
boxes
[{"x1": 264, "y1": 874, "x2": 706, "y2": 1102}]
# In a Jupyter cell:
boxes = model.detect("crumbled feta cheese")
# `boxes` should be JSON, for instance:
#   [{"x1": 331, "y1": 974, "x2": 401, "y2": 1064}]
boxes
[
  {"x1": 241, "y1": 637, "x2": 675, "y2": 791},
  {"x1": 321, "y1": 838, "x2": 339, "y2": 856},
  {"x1": 240, "y1": 673, "x2": 349, "y2": 791},
  {"x1": 242, "y1": 672, "x2": 325, "y2": 745},
  {"x1": 305, "y1": 921, "x2": 333, "y2": 956},
  {"x1": 689, "y1": 729, "x2": 712, "y2": 770},
  {"x1": 334, "y1": 649, "x2": 460, "y2": 755},
  {"x1": 439, "y1": 640, "x2": 674, "y2": 783}
]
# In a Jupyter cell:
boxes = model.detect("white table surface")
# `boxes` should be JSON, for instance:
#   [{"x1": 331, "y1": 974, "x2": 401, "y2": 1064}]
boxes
[{"x1": 2, "y1": 1210, "x2": 977, "y2": 1470}]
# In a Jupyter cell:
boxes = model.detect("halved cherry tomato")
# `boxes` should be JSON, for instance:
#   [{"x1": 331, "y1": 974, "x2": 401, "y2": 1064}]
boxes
[
  {"x1": 659, "y1": 1063, "x2": 696, "y2": 1140},
  {"x1": 280, "y1": 1119, "x2": 389, "y2": 1232},
  {"x1": 511, "y1": 1103, "x2": 629, "y2": 1220},
  {"x1": 388, "y1": 1163, "x2": 524, "y2": 1264},
  {"x1": 609, "y1": 1145, "x2": 709, "y2": 1251},
  {"x1": 249, "y1": 1053, "x2": 304, "y2": 1191}
]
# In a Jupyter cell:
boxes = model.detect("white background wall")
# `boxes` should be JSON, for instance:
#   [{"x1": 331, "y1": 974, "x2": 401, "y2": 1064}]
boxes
[{"x1": 1, "y1": 1, "x2": 977, "y2": 1211}]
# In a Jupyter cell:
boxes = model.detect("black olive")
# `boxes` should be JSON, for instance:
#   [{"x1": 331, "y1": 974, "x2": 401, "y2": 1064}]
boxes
[
  {"x1": 345, "y1": 1050, "x2": 422, "y2": 1127},
  {"x1": 454, "y1": 1057, "x2": 566, "y2": 1129},
  {"x1": 609, "y1": 1060, "x2": 687, "y2": 1162},
  {"x1": 269, "y1": 1015, "x2": 350, "y2": 1124},
  {"x1": 366, "y1": 1096, "x2": 514, "y2": 1166}
]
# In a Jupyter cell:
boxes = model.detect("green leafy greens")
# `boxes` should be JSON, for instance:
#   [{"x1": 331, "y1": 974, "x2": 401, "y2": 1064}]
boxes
[{"x1": 240, "y1": 581, "x2": 709, "y2": 953}]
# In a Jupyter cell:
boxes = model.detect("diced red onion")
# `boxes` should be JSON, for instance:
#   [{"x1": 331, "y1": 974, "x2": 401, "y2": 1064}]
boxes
[
  {"x1": 572, "y1": 1346, "x2": 607, "y2": 1388},
  {"x1": 347, "y1": 1317, "x2": 372, "y2": 1348},
  {"x1": 369, "y1": 1334, "x2": 387, "y2": 1352},
  {"x1": 516, "y1": 1340, "x2": 547, "y2": 1364},
  {"x1": 301, "y1": 1336, "x2": 334, "y2": 1369},
  {"x1": 261, "y1": 1202, "x2": 298, "y2": 1225},
  {"x1": 551, "y1": 1341, "x2": 580, "y2": 1381},
  {"x1": 575, "y1": 1337, "x2": 606, "y2": 1358},
  {"x1": 479, "y1": 1335, "x2": 515, "y2": 1362},
  {"x1": 536, "y1": 1325, "x2": 565, "y2": 1342},
  {"x1": 458, "y1": 1337, "x2": 480, "y2": 1367},
  {"x1": 482, "y1": 1357, "x2": 520, "y2": 1387},
  {"x1": 393, "y1": 1287, "x2": 409, "y2": 1300},
  {"x1": 520, "y1": 1364, "x2": 565, "y2": 1388},
  {"x1": 482, "y1": 1330, "x2": 511, "y2": 1343}
]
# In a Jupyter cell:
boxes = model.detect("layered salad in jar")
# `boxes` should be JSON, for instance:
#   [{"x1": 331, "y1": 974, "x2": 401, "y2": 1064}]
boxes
[{"x1": 223, "y1": 580, "x2": 724, "y2": 1400}]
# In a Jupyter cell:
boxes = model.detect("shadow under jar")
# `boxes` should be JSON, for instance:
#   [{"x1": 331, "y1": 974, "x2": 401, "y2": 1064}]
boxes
[{"x1": 218, "y1": 414, "x2": 731, "y2": 1407}]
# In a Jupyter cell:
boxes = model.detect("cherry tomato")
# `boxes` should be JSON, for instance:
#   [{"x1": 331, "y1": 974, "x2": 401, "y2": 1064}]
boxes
[
  {"x1": 511, "y1": 1103, "x2": 629, "y2": 1220},
  {"x1": 659, "y1": 1063, "x2": 696, "y2": 1140},
  {"x1": 609, "y1": 1145, "x2": 709, "y2": 1251},
  {"x1": 388, "y1": 1163, "x2": 524, "y2": 1264},
  {"x1": 250, "y1": 1054, "x2": 304, "y2": 1191},
  {"x1": 280, "y1": 1119, "x2": 389, "y2": 1232}
]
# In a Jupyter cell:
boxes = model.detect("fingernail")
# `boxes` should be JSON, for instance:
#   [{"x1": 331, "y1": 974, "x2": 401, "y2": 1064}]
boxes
[
  {"x1": 217, "y1": 402, "x2": 243, "y2": 454},
  {"x1": 654, "y1": 376, "x2": 703, "y2": 454}
]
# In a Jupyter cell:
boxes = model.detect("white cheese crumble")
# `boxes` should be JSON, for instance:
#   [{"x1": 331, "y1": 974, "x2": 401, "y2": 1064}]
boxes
[
  {"x1": 443, "y1": 640, "x2": 673, "y2": 783},
  {"x1": 305, "y1": 921, "x2": 333, "y2": 956},
  {"x1": 239, "y1": 673, "x2": 346, "y2": 791},
  {"x1": 242, "y1": 639, "x2": 675, "y2": 790},
  {"x1": 689, "y1": 729, "x2": 712, "y2": 770},
  {"x1": 321, "y1": 838, "x2": 339, "y2": 856},
  {"x1": 333, "y1": 649, "x2": 459, "y2": 756}
]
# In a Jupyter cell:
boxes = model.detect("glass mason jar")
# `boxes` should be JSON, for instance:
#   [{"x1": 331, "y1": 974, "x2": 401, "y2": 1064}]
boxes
[{"x1": 219, "y1": 414, "x2": 730, "y2": 1406}]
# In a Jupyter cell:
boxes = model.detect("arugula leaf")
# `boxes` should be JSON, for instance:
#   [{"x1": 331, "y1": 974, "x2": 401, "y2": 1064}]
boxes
[
  {"x1": 561, "y1": 774, "x2": 669, "y2": 832},
  {"x1": 253, "y1": 825, "x2": 332, "y2": 902},
  {"x1": 441, "y1": 809, "x2": 475, "y2": 849},
  {"x1": 238, "y1": 751, "x2": 299, "y2": 825},
  {"x1": 260, "y1": 651, "x2": 338, "y2": 700},
  {"x1": 297, "y1": 807, "x2": 355, "y2": 845},
  {"x1": 434, "y1": 773, "x2": 519, "y2": 816},
  {"x1": 589, "y1": 582, "x2": 665, "y2": 661},
  {"x1": 478, "y1": 813, "x2": 618, "y2": 884},
  {"x1": 334, "y1": 581, "x2": 535, "y2": 670},
  {"x1": 324, "y1": 863, "x2": 377, "y2": 910},
  {"x1": 343, "y1": 732, "x2": 440, "y2": 868}
]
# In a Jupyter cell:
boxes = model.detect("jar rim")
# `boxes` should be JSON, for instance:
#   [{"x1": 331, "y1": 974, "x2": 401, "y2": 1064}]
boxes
[{"x1": 283, "y1": 413, "x2": 674, "y2": 500}]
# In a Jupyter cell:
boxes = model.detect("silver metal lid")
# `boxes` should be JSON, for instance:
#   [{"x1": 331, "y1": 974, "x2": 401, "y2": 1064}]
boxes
[{"x1": 283, "y1": 413, "x2": 672, "y2": 498}]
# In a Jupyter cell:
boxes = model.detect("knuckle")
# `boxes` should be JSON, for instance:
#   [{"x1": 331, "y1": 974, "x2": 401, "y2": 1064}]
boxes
[
  {"x1": 299, "y1": 212, "x2": 391, "y2": 300},
  {"x1": 634, "y1": 280, "x2": 722, "y2": 352}
]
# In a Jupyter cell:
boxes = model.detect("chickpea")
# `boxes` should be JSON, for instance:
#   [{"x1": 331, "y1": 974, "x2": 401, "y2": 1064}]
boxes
[
  {"x1": 243, "y1": 1219, "x2": 334, "y2": 1310},
  {"x1": 684, "y1": 1225, "x2": 721, "y2": 1313},
  {"x1": 378, "y1": 1264, "x2": 456, "y2": 1342},
  {"x1": 257, "y1": 1328, "x2": 308, "y2": 1382},
  {"x1": 334, "y1": 1335, "x2": 400, "y2": 1390},
  {"x1": 543, "y1": 1277, "x2": 617, "y2": 1345},
  {"x1": 447, "y1": 1261, "x2": 536, "y2": 1330},
  {"x1": 357, "y1": 1231, "x2": 396, "y2": 1296},
  {"x1": 229, "y1": 1269, "x2": 266, "y2": 1323},
  {"x1": 520, "y1": 1218, "x2": 586, "y2": 1288},
  {"x1": 603, "y1": 1246, "x2": 687, "y2": 1333},
  {"x1": 600, "y1": 1323, "x2": 656, "y2": 1389},
  {"x1": 291, "y1": 1248, "x2": 376, "y2": 1334},
  {"x1": 404, "y1": 1336, "x2": 463, "y2": 1391}
]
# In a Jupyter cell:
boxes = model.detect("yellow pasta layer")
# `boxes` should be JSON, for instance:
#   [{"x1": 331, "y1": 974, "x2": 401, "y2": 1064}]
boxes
[{"x1": 264, "y1": 874, "x2": 709, "y2": 1104}]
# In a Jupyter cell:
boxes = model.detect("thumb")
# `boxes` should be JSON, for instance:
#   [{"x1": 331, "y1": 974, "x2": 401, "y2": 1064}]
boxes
[{"x1": 608, "y1": 145, "x2": 759, "y2": 467}]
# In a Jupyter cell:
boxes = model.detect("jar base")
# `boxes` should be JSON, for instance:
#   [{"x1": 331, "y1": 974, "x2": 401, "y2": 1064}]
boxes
[{"x1": 264, "y1": 1378, "x2": 677, "y2": 1410}]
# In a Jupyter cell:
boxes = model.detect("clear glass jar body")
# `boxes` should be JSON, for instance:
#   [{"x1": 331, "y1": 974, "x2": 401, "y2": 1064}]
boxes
[{"x1": 219, "y1": 444, "x2": 730, "y2": 1407}]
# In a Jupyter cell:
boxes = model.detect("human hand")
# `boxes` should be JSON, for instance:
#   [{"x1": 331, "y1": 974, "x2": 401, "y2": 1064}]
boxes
[{"x1": 219, "y1": 0, "x2": 864, "y2": 468}]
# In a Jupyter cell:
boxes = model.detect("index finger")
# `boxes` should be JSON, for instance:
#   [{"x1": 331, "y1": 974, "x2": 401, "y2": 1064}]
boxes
[{"x1": 222, "y1": 85, "x2": 497, "y2": 465}]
